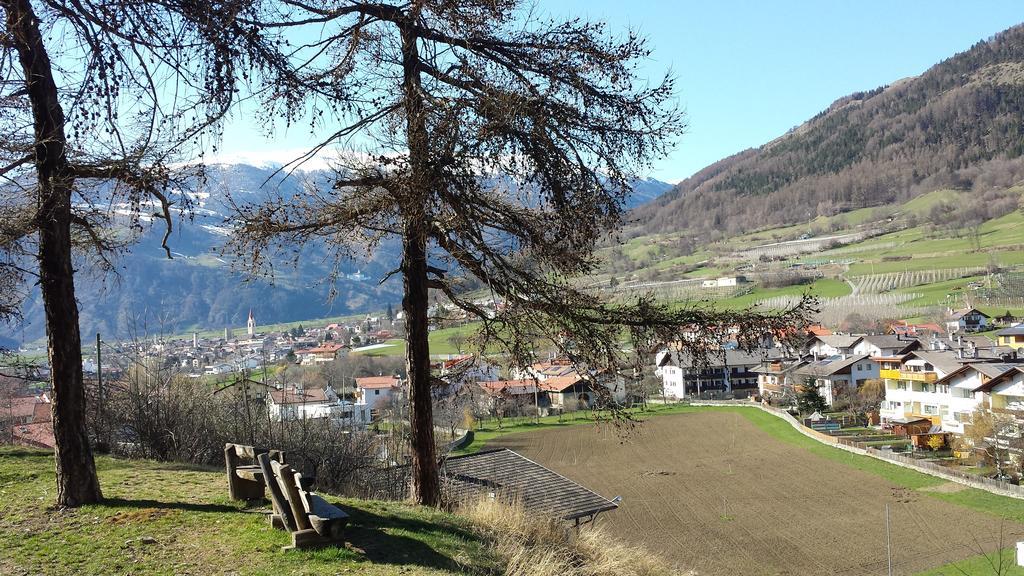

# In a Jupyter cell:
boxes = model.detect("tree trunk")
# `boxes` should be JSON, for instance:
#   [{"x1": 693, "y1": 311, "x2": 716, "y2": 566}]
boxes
[
  {"x1": 399, "y1": 19, "x2": 440, "y2": 506},
  {"x1": 5, "y1": 0, "x2": 102, "y2": 506},
  {"x1": 401, "y1": 222, "x2": 439, "y2": 506}
]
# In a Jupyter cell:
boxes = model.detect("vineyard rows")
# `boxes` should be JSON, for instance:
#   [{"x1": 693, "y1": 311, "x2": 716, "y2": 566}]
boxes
[
  {"x1": 737, "y1": 232, "x2": 866, "y2": 261},
  {"x1": 756, "y1": 293, "x2": 930, "y2": 326},
  {"x1": 851, "y1": 268, "x2": 986, "y2": 293}
]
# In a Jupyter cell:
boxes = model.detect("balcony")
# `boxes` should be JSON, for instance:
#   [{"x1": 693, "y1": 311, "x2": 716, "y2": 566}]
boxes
[
  {"x1": 899, "y1": 371, "x2": 937, "y2": 383},
  {"x1": 879, "y1": 369, "x2": 901, "y2": 380}
]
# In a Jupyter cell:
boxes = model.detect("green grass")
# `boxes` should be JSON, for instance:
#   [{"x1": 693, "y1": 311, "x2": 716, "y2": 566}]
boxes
[
  {"x1": 914, "y1": 548, "x2": 1024, "y2": 575},
  {"x1": 712, "y1": 278, "x2": 851, "y2": 309},
  {"x1": 459, "y1": 402, "x2": 699, "y2": 454},
  {"x1": 0, "y1": 447, "x2": 501, "y2": 575},
  {"x1": 354, "y1": 323, "x2": 482, "y2": 358}
]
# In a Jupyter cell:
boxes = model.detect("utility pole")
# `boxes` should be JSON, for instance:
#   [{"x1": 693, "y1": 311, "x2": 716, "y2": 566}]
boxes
[
  {"x1": 534, "y1": 385, "x2": 540, "y2": 424},
  {"x1": 95, "y1": 332, "x2": 103, "y2": 444},
  {"x1": 885, "y1": 503, "x2": 893, "y2": 576}
]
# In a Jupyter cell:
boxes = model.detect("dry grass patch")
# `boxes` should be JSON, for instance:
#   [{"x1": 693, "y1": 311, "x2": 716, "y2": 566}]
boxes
[{"x1": 462, "y1": 498, "x2": 691, "y2": 576}]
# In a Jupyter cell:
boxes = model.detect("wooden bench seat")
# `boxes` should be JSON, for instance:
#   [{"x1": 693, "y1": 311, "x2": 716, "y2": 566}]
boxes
[
  {"x1": 224, "y1": 443, "x2": 285, "y2": 501},
  {"x1": 234, "y1": 464, "x2": 264, "y2": 482},
  {"x1": 257, "y1": 452, "x2": 349, "y2": 550}
]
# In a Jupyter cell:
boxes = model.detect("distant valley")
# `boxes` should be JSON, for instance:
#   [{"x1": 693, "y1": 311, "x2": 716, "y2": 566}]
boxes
[{"x1": 0, "y1": 165, "x2": 671, "y2": 349}]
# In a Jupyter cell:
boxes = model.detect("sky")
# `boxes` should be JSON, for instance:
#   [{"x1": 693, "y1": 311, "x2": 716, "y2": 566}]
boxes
[{"x1": 215, "y1": 1, "x2": 1024, "y2": 183}]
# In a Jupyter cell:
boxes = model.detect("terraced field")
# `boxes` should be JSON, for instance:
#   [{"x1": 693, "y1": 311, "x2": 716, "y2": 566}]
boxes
[{"x1": 488, "y1": 410, "x2": 1024, "y2": 576}]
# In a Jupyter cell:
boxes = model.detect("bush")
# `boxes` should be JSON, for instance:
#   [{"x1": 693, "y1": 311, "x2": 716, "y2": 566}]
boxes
[{"x1": 93, "y1": 368, "x2": 382, "y2": 495}]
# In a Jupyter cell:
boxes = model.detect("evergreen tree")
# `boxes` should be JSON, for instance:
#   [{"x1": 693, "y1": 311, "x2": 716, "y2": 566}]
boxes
[{"x1": 797, "y1": 379, "x2": 828, "y2": 415}]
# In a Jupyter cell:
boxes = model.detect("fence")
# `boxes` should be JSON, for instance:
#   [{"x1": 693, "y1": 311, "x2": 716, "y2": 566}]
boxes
[{"x1": 689, "y1": 400, "x2": 1024, "y2": 500}]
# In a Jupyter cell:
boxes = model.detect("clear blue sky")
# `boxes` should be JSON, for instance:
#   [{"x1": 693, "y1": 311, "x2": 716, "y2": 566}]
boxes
[{"x1": 217, "y1": 1, "x2": 1024, "y2": 183}]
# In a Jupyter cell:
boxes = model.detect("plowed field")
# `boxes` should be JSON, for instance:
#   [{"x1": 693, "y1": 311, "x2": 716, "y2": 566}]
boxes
[{"x1": 488, "y1": 409, "x2": 1024, "y2": 576}]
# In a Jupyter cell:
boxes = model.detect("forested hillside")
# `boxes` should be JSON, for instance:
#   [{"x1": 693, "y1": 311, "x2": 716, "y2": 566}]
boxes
[{"x1": 633, "y1": 24, "x2": 1024, "y2": 241}]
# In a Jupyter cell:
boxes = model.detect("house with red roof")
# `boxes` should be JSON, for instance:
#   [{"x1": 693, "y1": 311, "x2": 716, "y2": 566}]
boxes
[
  {"x1": 295, "y1": 342, "x2": 347, "y2": 365},
  {"x1": 355, "y1": 375, "x2": 403, "y2": 415}
]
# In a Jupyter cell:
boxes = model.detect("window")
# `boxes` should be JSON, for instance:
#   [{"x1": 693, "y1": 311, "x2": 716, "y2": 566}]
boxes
[
  {"x1": 923, "y1": 405, "x2": 937, "y2": 415},
  {"x1": 938, "y1": 385, "x2": 949, "y2": 394},
  {"x1": 897, "y1": 382, "x2": 907, "y2": 390},
  {"x1": 856, "y1": 364, "x2": 862, "y2": 371},
  {"x1": 374, "y1": 390, "x2": 380, "y2": 396}
]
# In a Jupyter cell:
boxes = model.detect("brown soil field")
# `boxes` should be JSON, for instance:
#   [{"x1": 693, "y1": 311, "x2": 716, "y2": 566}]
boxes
[{"x1": 488, "y1": 410, "x2": 1024, "y2": 576}]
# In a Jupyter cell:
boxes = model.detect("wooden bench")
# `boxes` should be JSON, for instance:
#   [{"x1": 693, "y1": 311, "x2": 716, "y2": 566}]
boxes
[
  {"x1": 224, "y1": 443, "x2": 286, "y2": 501},
  {"x1": 257, "y1": 452, "x2": 349, "y2": 550}
]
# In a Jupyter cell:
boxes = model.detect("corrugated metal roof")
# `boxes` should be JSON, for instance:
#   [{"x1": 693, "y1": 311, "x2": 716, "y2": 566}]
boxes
[{"x1": 441, "y1": 449, "x2": 618, "y2": 521}]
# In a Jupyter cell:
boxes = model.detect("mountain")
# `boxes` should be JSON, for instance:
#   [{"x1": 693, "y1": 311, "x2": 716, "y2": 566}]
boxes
[
  {"x1": 632, "y1": 24, "x2": 1024, "y2": 242},
  {"x1": 1, "y1": 165, "x2": 671, "y2": 346}
]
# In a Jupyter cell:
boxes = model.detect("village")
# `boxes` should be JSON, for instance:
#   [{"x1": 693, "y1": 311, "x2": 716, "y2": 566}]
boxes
[{"x1": 4, "y1": 303, "x2": 1024, "y2": 486}]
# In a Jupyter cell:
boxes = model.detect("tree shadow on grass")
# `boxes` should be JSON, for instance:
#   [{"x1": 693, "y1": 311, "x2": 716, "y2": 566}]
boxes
[
  {"x1": 0, "y1": 448, "x2": 53, "y2": 458},
  {"x1": 101, "y1": 497, "x2": 242, "y2": 514},
  {"x1": 339, "y1": 507, "x2": 485, "y2": 572}
]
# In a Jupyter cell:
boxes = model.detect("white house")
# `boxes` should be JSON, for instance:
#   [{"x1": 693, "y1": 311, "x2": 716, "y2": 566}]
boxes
[
  {"x1": 914, "y1": 363, "x2": 1018, "y2": 433},
  {"x1": 438, "y1": 355, "x2": 500, "y2": 392},
  {"x1": 204, "y1": 362, "x2": 234, "y2": 375},
  {"x1": 978, "y1": 366, "x2": 1024, "y2": 413},
  {"x1": 795, "y1": 354, "x2": 879, "y2": 406},
  {"x1": 268, "y1": 385, "x2": 342, "y2": 421},
  {"x1": 807, "y1": 335, "x2": 860, "y2": 358},
  {"x1": 879, "y1": 350, "x2": 980, "y2": 428},
  {"x1": 753, "y1": 358, "x2": 807, "y2": 400},
  {"x1": 355, "y1": 375, "x2": 403, "y2": 415},
  {"x1": 851, "y1": 335, "x2": 919, "y2": 358},
  {"x1": 946, "y1": 308, "x2": 991, "y2": 334},
  {"x1": 656, "y1": 348, "x2": 779, "y2": 399},
  {"x1": 295, "y1": 343, "x2": 347, "y2": 365}
]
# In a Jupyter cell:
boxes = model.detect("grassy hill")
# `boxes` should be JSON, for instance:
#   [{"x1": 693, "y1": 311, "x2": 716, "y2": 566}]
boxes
[
  {"x1": 0, "y1": 447, "x2": 501, "y2": 575},
  {"x1": 0, "y1": 447, "x2": 678, "y2": 576},
  {"x1": 599, "y1": 186, "x2": 1024, "y2": 326}
]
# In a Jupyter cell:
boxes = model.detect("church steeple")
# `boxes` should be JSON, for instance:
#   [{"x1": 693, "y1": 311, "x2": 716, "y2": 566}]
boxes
[{"x1": 247, "y1": 308, "x2": 256, "y2": 337}]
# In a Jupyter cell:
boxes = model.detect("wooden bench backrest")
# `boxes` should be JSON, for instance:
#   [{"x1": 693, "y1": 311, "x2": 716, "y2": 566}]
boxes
[
  {"x1": 257, "y1": 452, "x2": 296, "y2": 531},
  {"x1": 271, "y1": 459, "x2": 312, "y2": 531},
  {"x1": 226, "y1": 443, "x2": 284, "y2": 463}
]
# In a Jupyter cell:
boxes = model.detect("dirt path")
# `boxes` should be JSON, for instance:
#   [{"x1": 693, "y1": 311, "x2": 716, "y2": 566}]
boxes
[{"x1": 489, "y1": 411, "x2": 1023, "y2": 576}]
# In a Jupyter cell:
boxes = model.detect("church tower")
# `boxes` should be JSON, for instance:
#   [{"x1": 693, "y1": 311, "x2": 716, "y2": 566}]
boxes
[{"x1": 247, "y1": 308, "x2": 256, "y2": 337}]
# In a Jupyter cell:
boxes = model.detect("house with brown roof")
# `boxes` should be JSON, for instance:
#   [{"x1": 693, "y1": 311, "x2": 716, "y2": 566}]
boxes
[{"x1": 471, "y1": 380, "x2": 541, "y2": 415}]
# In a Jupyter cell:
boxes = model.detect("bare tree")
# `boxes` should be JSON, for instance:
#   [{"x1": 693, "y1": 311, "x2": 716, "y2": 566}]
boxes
[
  {"x1": 0, "y1": 0, "x2": 307, "y2": 506},
  {"x1": 227, "y1": 1, "x2": 812, "y2": 506}
]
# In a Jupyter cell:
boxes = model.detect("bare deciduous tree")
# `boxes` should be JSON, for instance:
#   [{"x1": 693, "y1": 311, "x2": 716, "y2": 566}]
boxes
[
  {"x1": 0, "y1": 0, "x2": 309, "y2": 506},
  {"x1": 227, "y1": 1, "x2": 812, "y2": 506}
]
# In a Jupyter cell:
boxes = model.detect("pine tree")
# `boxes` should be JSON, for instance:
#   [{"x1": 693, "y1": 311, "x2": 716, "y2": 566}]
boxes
[{"x1": 797, "y1": 379, "x2": 828, "y2": 415}]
